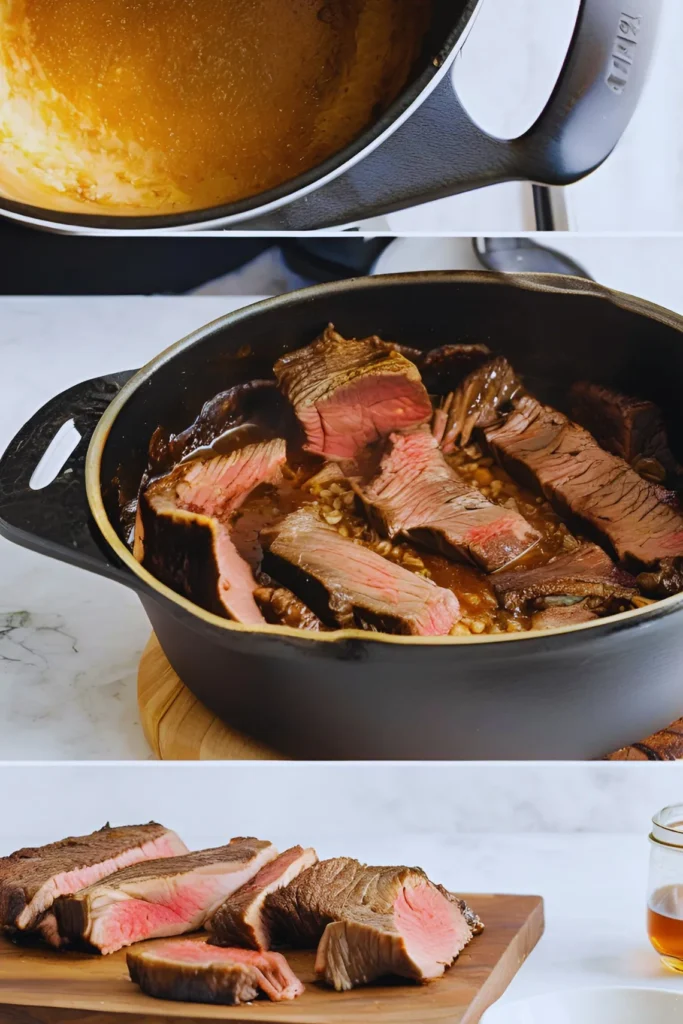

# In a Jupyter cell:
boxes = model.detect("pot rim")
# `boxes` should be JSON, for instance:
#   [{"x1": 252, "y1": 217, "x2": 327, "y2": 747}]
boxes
[
  {"x1": 0, "y1": 2, "x2": 480, "y2": 232},
  {"x1": 86, "y1": 269, "x2": 683, "y2": 646}
]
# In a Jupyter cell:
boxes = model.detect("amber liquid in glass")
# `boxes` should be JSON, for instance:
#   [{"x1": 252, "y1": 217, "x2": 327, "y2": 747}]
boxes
[{"x1": 648, "y1": 885, "x2": 683, "y2": 970}]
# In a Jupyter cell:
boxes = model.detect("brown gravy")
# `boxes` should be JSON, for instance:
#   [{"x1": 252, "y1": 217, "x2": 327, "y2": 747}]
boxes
[
  {"x1": 2, "y1": 0, "x2": 431, "y2": 212},
  {"x1": 230, "y1": 443, "x2": 592, "y2": 636}
]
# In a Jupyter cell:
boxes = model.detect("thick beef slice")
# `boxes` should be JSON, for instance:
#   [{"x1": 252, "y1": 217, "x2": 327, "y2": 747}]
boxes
[
  {"x1": 135, "y1": 440, "x2": 286, "y2": 624},
  {"x1": 0, "y1": 823, "x2": 187, "y2": 944},
  {"x1": 492, "y1": 541, "x2": 637, "y2": 613},
  {"x1": 128, "y1": 939, "x2": 303, "y2": 1004},
  {"x1": 353, "y1": 429, "x2": 539, "y2": 572},
  {"x1": 264, "y1": 857, "x2": 473, "y2": 992},
  {"x1": 433, "y1": 357, "x2": 523, "y2": 452},
  {"x1": 55, "y1": 838, "x2": 277, "y2": 955},
  {"x1": 274, "y1": 326, "x2": 432, "y2": 460},
  {"x1": 570, "y1": 381, "x2": 682, "y2": 485},
  {"x1": 209, "y1": 846, "x2": 318, "y2": 951},
  {"x1": 144, "y1": 439, "x2": 287, "y2": 522},
  {"x1": 261, "y1": 506, "x2": 461, "y2": 636},
  {"x1": 485, "y1": 396, "x2": 683, "y2": 587}
]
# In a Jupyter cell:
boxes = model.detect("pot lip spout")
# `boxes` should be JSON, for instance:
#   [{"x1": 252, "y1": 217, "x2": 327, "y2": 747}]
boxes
[{"x1": 85, "y1": 271, "x2": 683, "y2": 646}]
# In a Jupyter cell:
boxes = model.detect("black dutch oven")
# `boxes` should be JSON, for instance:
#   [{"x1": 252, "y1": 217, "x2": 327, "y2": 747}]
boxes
[
  {"x1": 0, "y1": 0, "x2": 661, "y2": 233},
  {"x1": 1, "y1": 271, "x2": 682, "y2": 760}
]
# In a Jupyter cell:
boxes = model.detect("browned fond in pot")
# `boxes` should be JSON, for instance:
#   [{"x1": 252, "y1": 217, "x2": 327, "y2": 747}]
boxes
[{"x1": 0, "y1": 0, "x2": 431, "y2": 212}]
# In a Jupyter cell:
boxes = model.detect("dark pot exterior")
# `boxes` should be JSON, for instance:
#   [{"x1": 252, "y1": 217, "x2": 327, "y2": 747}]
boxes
[{"x1": 142, "y1": 592, "x2": 683, "y2": 760}]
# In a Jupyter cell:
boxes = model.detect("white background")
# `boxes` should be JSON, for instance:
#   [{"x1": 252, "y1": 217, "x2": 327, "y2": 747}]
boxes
[
  {"x1": 368, "y1": 0, "x2": 683, "y2": 233},
  {"x1": 1, "y1": 762, "x2": 682, "y2": 852}
]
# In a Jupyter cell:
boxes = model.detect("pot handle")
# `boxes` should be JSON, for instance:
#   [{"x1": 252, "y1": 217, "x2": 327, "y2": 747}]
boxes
[
  {"x1": 0, "y1": 371, "x2": 138, "y2": 586},
  {"x1": 246, "y1": 0, "x2": 661, "y2": 229}
]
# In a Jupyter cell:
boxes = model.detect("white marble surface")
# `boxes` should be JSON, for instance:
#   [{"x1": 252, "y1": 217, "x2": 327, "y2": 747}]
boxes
[
  {"x1": 1, "y1": 235, "x2": 682, "y2": 761},
  {"x1": 1, "y1": 763, "x2": 683, "y2": 1012},
  {"x1": 0, "y1": 296, "x2": 266, "y2": 761}
]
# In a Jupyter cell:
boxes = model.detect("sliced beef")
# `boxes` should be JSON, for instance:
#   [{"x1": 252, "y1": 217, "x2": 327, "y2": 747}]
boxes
[
  {"x1": 436, "y1": 886, "x2": 484, "y2": 936},
  {"x1": 274, "y1": 325, "x2": 432, "y2": 460},
  {"x1": 492, "y1": 541, "x2": 637, "y2": 613},
  {"x1": 264, "y1": 857, "x2": 473, "y2": 992},
  {"x1": 570, "y1": 381, "x2": 683, "y2": 486},
  {"x1": 485, "y1": 396, "x2": 683, "y2": 592},
  {"x1": 352, "y1": 428, "x2": 540, "y2": 572},
  {"x1": 127, "y1": 939, "x2": 303, "y2": 1004},
  {"x1": 531, "y1": 602, "x2": 599, "y2": 630},
  {"x1": 434, "y1": 357, "x2": 523, "y2": 452},
  {"x1": 254, "y1": 576, "x2": 324, "y2": 631},
  {"x1": 144, "y1": 439, "x2": 287, "y2": 522},
  {"x1": 147, "y1": 381, "x2": 294, "y2": 478},
  {"x1": 421, "y1": 343, "x2": 492, "y2": 394},
  {"x1": 0, "y1": 823, "x2": 187, "y2": 947},
  {"x1": 135, "y1": 440, "x2": 286, "y2": 624},
  {"x1": 209, "y1": 846, "x2": 318, "y2": 951},
  {"x1": 54, "y1": 838, "x2": 277, "y2": 955},
  {"x1": 261, "y1": 506, "x2": 461, "y2": 636}
]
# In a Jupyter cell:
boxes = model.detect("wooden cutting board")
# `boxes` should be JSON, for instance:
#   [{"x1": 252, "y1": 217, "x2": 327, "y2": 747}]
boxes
[
  {"x1": 138, "y1": 633, "x2": 683, "y2": 761},
  {"x1": 138, "y1": 635, "x2": 284, "y2": 761},
  {"x1": 0, "y1": 894, "x2": 543, "y2": 1024}
]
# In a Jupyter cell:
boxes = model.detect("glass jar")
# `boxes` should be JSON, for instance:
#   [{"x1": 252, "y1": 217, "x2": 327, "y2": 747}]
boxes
[{"x1": 648, "y1": 804, "x2": 683, "y2": 971}]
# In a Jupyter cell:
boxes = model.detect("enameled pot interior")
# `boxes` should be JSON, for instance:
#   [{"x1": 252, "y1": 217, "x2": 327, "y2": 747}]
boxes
[
  {"x1": 0, "y1": 0, "x2": 468, "y2": 225},
  {"x1": 99, "y1": 275, "x2": 683, "y2": 571}
]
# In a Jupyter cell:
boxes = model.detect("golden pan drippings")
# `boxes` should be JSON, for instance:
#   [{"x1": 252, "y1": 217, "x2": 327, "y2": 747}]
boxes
[{"x1": 0, "y1": 0, "x2": 432, "y2": 214}]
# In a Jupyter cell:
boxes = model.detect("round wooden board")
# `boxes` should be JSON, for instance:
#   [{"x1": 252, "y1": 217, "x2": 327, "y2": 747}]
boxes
[
  {"x1": 138, "y1": 634, "x2": 683, "y2": 762},
  {"x1": 138, "y1": 635, "x2": 285, "y2": 761}
]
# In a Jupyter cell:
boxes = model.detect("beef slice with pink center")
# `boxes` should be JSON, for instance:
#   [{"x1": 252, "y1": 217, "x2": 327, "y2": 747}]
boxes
[{"x1": 274, "y1": 325, "x2": 432, "y2": 460}]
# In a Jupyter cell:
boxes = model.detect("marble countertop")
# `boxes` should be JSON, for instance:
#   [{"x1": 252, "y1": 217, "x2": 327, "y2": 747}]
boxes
[
  {"x1": 0, "y1": 296, "x2": 265, "y2": 760},
  {"x1": 2, "y1": 763, "x2": 683, "y2": 1011}
]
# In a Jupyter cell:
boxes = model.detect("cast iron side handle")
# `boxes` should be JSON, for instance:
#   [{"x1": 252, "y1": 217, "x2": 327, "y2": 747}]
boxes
[
  {"x1": 0, "y1": 371, "x2": 137, "y2": 586},
  {"x1": 244, "y1": 0, "x2": 661, "y2": 230}
]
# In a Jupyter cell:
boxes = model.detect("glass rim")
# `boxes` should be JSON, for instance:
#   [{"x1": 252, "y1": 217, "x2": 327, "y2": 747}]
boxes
[{"x1": 651, "y1": 804, "x2": 683, "y2": 847}]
